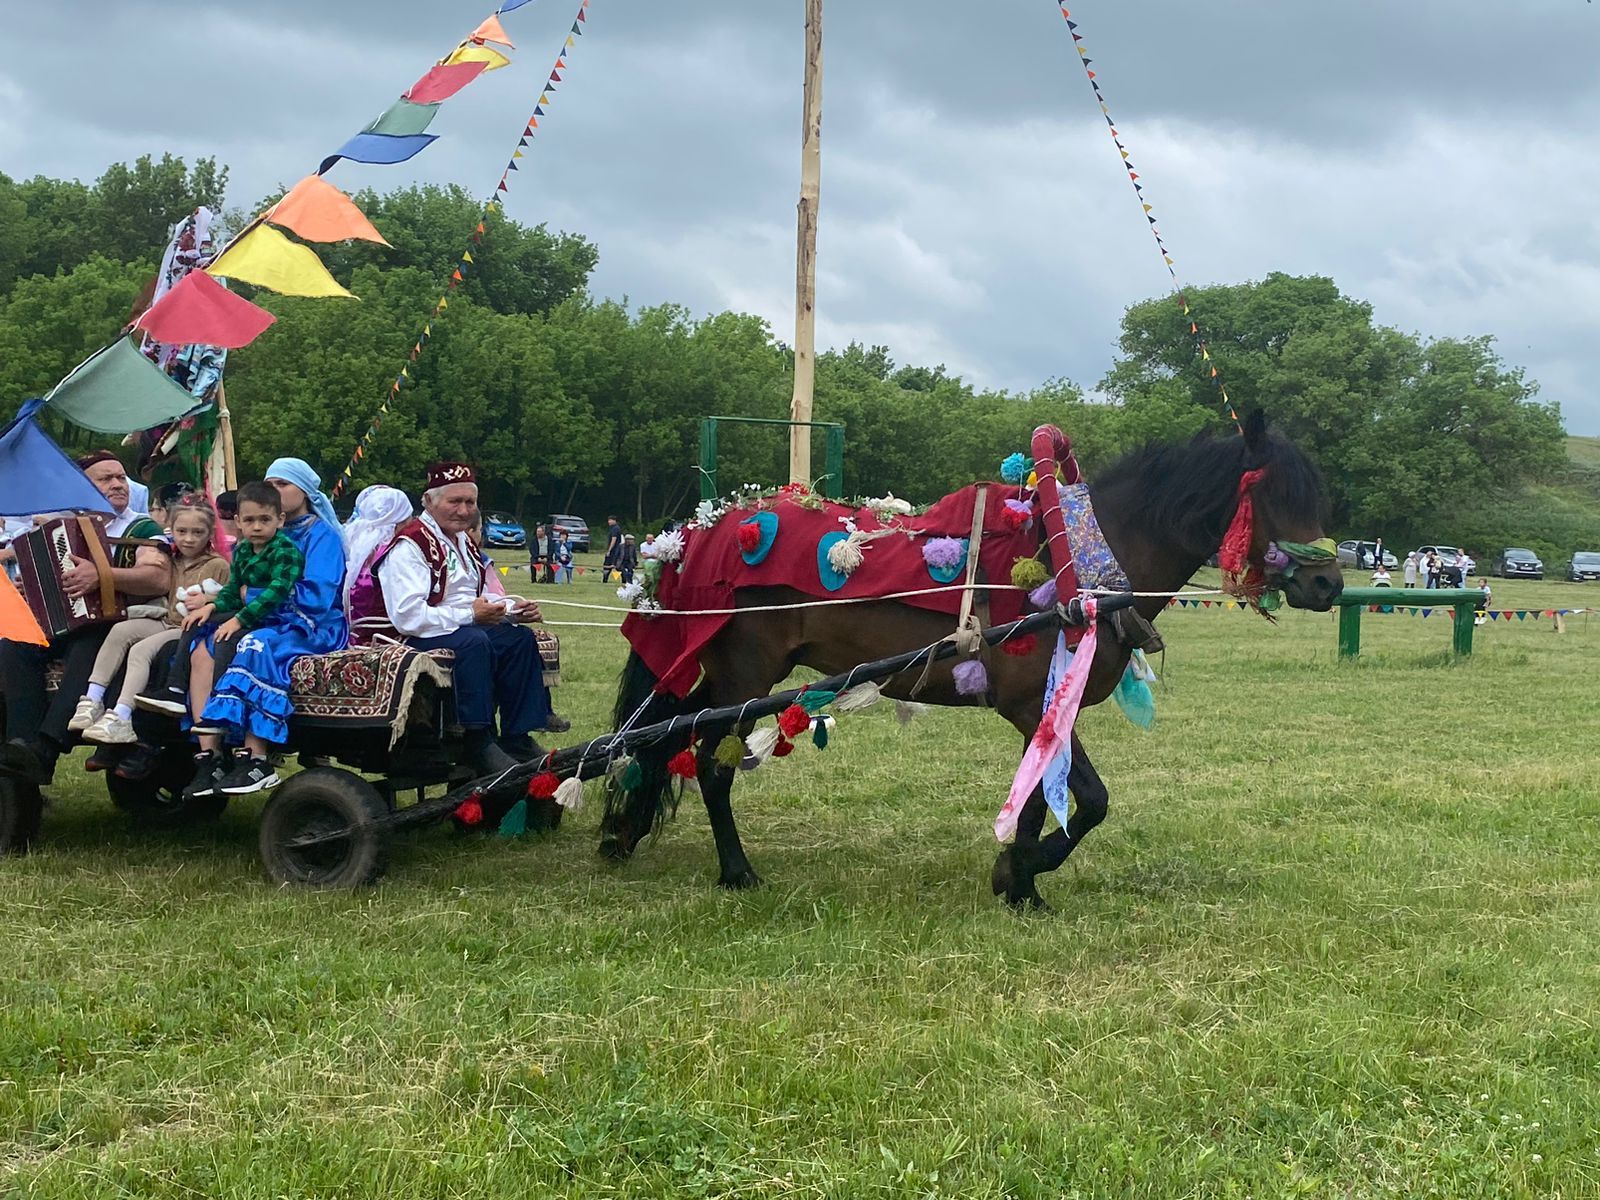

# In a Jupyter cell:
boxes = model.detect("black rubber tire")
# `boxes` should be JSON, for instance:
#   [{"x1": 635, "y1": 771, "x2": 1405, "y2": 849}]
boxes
[
  {"x1": 0, "y1": 778, "x2": 43, "y2": 855},
  {"x1": 106, "y1": 745, "x2": 224, "y2": 826},
  {"x1": 258, "y1": 767, "x2": 389, "y2": 888}
]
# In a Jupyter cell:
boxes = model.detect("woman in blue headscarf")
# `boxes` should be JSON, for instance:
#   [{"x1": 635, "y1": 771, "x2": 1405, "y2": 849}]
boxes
[{"x1": 183, "y1": 458, "x2": 349, "y2": 797}]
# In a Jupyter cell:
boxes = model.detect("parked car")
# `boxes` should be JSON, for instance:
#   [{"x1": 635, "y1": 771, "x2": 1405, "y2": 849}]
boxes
[
  {"x1": 482, "y1": 511, "x2": 527, "y2": 549},
  {"x1": 1492, "y1": 547, "x2": 1543, "y2": 579},
  {"x1": 1335, "y1": 540, "x2": 1398, "y2": 570},
  {"x1": 544, "y1": 514, "x2": 591, "y2": 554},
  {"x1": 1568, "y1": 551, "x2": 1600, "y2": 582}
]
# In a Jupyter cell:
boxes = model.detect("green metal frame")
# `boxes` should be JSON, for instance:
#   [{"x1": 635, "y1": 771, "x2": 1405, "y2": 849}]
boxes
[
  {"x1": 1334, "y1": 587, "x2": 1484, "y2": 659},
  {"x1": 698, "y1": 416, "x2": 846, "y2": 500}
]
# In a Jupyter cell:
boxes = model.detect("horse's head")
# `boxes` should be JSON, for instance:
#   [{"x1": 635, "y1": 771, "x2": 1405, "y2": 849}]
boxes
[{"x1": 1238, "y1": 410, "x2": 1343, "y2": 612}]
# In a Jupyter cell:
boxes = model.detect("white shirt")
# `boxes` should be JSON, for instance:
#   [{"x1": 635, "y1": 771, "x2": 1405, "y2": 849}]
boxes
[
  {"x1": 106, "y1": 506, "x2": 151, "y2": 537},
  {"x1": 377, "y1": 513, "x2": 484, "y2": 639}
]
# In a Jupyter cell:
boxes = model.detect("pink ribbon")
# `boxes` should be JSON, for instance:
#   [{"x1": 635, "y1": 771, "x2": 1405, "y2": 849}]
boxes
[{"x1": 994, "y1": 595, "x2": 1098, "y2": 842}]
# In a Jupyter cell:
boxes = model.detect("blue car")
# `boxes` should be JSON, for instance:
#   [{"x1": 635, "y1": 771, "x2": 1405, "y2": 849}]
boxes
[{"x1": 482, "y1": 511, "x2": 527, "y2": 549}]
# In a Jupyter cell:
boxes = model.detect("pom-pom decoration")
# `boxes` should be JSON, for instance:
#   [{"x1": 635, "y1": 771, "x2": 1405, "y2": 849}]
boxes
[
  {"x1": 1000, "y1": 499, "x2": 1033, "y2": 531},
  {"x1": 454, "y1": 795, "x2": 484, "y2": 826},
  {"x1": 1002, "y1": 633, "x2": 1039, "y2": 657},
  {"x1": 923, "y1": 536, "x2": 969, "y2": 584},
  {"x1": 1010, "y1": 557, "x2": 1050, "y2": 591},
  {"x1": 714, "y1": 735, "x2": 746, "y2": 770},
  {"x1": 737, "y1": 522, "x2": 762, "y2": 552},
  {"x1": 952, "y1": 658, "x2": 989, "y2": 697},
  {"x1": 826, "y1": 534, "x2": 864, "y2": 578},
  {"x1": 1000, "y1": 452, "x2": 1031, "y2": 485},
  {"x1": 667, "y1": 748, "x2": 699, "y2": 779},
  {"x1": 777, "y1": 704, "x2": 812, "y2": 739},
  {"x1": 527, "y1": 772, "x2": 560, "y2": 799},
  {"x1": 737, "y1": 511, "x2": 780, "y2": 565}
]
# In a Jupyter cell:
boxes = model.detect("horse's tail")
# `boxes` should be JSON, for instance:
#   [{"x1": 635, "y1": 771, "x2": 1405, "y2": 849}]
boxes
[{"x1": 599, "y1": 650, "x2": 691, "y2": 859}]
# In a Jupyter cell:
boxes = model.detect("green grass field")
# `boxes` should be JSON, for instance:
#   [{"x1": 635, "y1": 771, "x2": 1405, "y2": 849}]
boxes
[{"x1": 4, "y1": 564, "x2": 1599, "y2": 1197}]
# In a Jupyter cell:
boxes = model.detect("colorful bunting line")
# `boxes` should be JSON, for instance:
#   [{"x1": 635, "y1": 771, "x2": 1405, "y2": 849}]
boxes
[
  {"x1": 1164, "y1": 597, "x2": 1588, "y2": 620},
  {"x1": 1056, "y1": 6, "x2": 1241, "y2": 434},
  {"x1": 330, "y1": 0, "x2": 595, "y2": 499}
]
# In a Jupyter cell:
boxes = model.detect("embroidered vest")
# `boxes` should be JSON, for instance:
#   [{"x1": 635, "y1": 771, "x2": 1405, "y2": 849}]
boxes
[{"x1": 348, "y1": 518, "x2": 485, "y2": 645}]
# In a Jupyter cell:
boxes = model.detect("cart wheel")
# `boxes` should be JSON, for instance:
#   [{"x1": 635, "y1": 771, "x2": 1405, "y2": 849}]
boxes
[
  {"x1": 106, "y1": 745, "x2": 223, "y2": 826},
  {"x1": 0, "y1": 777, "x2": 43, "y2": 855},
  {"x1": 259, "y1": 767, "x2": 389, "y2": 888}
]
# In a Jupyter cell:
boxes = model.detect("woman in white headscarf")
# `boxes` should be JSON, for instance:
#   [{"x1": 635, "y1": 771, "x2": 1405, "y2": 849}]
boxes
[{"x1": 341, "y1": 485, "x2": 414, "y2": 606}]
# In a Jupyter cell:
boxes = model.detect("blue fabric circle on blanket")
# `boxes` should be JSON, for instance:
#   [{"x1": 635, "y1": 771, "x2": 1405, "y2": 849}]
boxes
[
  {"x1": 739, "y1": 511, "x2": 779, "y2": 566},
  {"x1": 817, "y1": 532, "x2": 850, "y2": 592}
]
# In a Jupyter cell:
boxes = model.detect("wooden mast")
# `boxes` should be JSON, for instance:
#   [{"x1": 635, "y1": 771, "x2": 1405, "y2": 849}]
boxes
[{"x1": 788, "y1": 0, "x2": 823, "y2": 485}]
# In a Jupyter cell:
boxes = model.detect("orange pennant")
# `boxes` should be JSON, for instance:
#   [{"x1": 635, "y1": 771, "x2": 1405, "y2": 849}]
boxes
[
  {"x1": 470, "y1": 13, "x2": 516, "y2": 48},
  {"x1": 0, "y1": 573, "x2": 47, "y2": 646},
  {"x1": 266, "y1": 176, "x2": 390, "y2": 246}
]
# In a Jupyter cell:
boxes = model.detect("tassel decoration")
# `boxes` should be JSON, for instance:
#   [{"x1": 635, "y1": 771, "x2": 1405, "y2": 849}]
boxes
[
  {"x1": 777, "y1": 704, "x2": 812, "y2": 739},
  {"x1": 895, "y1": 700, "x2": 928, "y2": 725},
  {"x1": 606, "y1": 755, "x2": 632, "y2": 779},
  {"x1": 714, "y1": 735, "x2": 746, "y2": 770},
  {"x1": 554, "y1": 776, "x2": 586, "y2": 811},
  {"x1": 1010, "y1": 557, "x2": 1049, "y2": 591},
  {"x1": 797, "y1": 689, "x2": 837, "y2": 714},
  {"x1": 952, "y1": 658, "x2": 989, "y2": 697},
  {"x1": 498, "y1": 798, "x2": 529, "y2": 837},
  {"x1": 527, "y1": 772, "x2": 560, "y2": 799},
  {"x1": 1002, "y1": 633, "x2": 1039, "y2": 657},
  {"x1": 834, "y1": 681, "x2": 884, "y2": 713},
  {"x1": 827, "y1": 535, "x2": 865, "y2": 577},
  {"x1": 621, "y1": 760, "x2": 643, "y2": 790},
  {"x1": 812, "y1": 716, "x2": 831, "y2": 749},
  {"x1": 1029, "y1": 579, "x2": 1058, "y2": 610},
  {"x1": 745, "y1": 726, "x2": 781, "y2": 763},
  {"x1": 667, "y1": 748, "x2": 698, "y2": 779},
  {"x1": 772, "y1": 737, "x2": 795, "y2": 758}
]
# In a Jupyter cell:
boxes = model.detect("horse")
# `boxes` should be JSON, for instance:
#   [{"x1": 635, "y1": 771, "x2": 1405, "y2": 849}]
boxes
[{"x1": 600, "y1": 412, "x2": 1344, "y2": 908}]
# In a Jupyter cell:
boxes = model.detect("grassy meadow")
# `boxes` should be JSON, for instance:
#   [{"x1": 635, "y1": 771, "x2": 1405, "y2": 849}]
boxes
[{"x1": 3, "y1": 561, "x2": 1600, "y2": 1197}]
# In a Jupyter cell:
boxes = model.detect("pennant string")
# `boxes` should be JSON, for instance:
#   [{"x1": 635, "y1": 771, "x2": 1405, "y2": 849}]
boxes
[
  {"x1": 330, "y1": 0, "x2": 594, "y2": 498},
  {"x1": 1056, "y1": 6, "x2": 1242, "y2": 436}
]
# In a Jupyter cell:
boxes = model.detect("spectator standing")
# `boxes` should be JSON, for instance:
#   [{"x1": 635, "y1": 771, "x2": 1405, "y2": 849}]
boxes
[
  {"x1": 1424, "y1": 552, "x2": 1440, "y2": 589},
  {"x1": 1402, "y1": 552, "x2": 1418, "y2": 589},
  {"x1": 545, "y1": 522, "x2": 560, "y2": 584},
  {"x1": 603, "y1": 516, "x2": 623, "y2": 581},
  {"x1": 620, "y1": 534, "x2": 638, "y2": 585},
  {"x1": 555, "y1": 529, "x2": 574, "y2": 583},
  {"x1": 530, "y1": 523, "x2": 547, "y2": 586}
]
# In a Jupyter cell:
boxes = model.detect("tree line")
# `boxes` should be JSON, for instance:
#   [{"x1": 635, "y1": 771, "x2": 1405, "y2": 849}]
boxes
[{"x1": 0, "y1": 155, "x2": 1568, "y2": 554}]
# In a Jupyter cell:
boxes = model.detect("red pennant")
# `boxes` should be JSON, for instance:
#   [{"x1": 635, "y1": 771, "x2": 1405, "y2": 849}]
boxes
[{"x1": 136, "y1": 269, "x2": 277, "y2": 349}]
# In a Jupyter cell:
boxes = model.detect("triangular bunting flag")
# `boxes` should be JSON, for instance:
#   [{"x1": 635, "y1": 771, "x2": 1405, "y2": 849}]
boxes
[
  {"x1": 266, "y1": 175, "x2": 390, "y2": 246},
  {"x1": 0, "y1": 571, "x2": 48, "y2": 646},
  {"x1": 207, "y1": 224, "x2": 354, "y2": 299},
  {"x1": 44, "y1": 336, "x2": 206, "y2": 434},
  {"x1": 445, "y1": 43, "x2": 512, "y2": 72},
  {"x1": 135, "y1": 268, "x2": 276, "y2": 350},
  {"x1": 469, "y1": 14, "x2": 516, "y2": 48}
]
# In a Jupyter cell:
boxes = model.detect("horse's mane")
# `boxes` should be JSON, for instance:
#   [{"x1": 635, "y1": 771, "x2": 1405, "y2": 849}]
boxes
[{"x1": 1090, "y1": 427, "x2": 1328, "y2": 557}]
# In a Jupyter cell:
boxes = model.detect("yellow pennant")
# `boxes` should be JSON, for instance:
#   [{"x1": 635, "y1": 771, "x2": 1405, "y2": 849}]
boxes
[
  {"x1": 206, "y1": 223, "x2": 354, "y2": 298},
  {"x1": 444, "y1": 43, "x2": 511, "y2": 71}
]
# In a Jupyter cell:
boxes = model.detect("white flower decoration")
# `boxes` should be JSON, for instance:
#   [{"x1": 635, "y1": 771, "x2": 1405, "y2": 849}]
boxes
[{"x1": 653, "y1": 529, "x2": 686, "y2": 563}]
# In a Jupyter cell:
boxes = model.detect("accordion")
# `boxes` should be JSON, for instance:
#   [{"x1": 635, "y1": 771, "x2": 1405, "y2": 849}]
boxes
[{"x1": 14, "y1": 516, "x2": 126, "y2": 639}]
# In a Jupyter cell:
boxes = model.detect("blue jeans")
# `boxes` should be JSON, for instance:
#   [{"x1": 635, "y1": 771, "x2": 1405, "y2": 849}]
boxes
[{"x1": 406, "y1": 622, "x2": 551, "y2": 735}]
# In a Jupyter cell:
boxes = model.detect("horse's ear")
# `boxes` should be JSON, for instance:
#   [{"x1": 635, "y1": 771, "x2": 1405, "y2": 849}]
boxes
[{"x1": 1242, "y1": 409, "x2": 1268, "y2": 456}]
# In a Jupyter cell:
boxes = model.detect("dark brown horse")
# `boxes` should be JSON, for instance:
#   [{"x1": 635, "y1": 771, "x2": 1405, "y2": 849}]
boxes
[{"x1": 601, "y1": 413, "x2": 1343, "y2": 908}]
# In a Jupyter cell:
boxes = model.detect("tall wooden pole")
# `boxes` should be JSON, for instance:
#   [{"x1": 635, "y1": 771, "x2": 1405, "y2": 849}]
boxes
[
  {"x1": 788, "y1": 0, "x2": 823, "y2": 486},
  {"x1": 215, "y1": 381, "x2": 238, "y2": 491}
]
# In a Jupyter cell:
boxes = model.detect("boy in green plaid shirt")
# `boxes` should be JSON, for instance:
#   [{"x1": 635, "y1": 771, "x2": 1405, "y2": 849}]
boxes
[{"x1": 181, "y1": 481, "x2": 306, "y2": 796}]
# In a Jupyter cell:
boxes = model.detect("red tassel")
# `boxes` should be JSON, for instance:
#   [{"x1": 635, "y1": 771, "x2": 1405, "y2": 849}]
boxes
[
  {"x1": 454, "y1": 795, "x2": 484, "y2": 825},
  {"x1": 1218, "y1": 468, "x2": 1269, "y2": 577},
  {"x1": 737, "y1": 522, "x2": 762, "y2": 552},
  {"x1": 1002, "y1": 633, "x2": 1039, "y2": 657},
  {"x1": 777, "y1": 704, "x2": 811, "y2": 739},
  {"x1": 772, "y1": 737, "x2": 795, "y2": 758},
  {"x1": 666, "y1": 748, "x2": 698, "y2": 779},
  {"x1": 526, "y1": 772, "x2": 560, "y2": 799}
]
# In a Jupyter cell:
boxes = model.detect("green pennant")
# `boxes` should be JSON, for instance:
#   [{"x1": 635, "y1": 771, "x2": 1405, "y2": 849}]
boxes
[{"x1": 45, "y1": 336, "x2": 205, "y2": 434}]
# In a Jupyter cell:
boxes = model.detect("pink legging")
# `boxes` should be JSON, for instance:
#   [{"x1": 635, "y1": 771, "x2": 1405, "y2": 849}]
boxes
[{"x1": 87, "y1": 619, "x2": 180, "y2": 710}]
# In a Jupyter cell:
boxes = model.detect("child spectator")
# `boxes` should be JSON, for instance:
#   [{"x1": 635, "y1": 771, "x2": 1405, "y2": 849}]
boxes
[
  {"x1": 67, "y1": 497, "x2": 230, "y2": 746},
  {"x1": 555, "y1": 529, "x2": 574, "y2": 583},
  {"x1": 1475, "y1": 577, "x2": 1492, "y2": 626},
  {"x1": 1371, "y1": 563, "x2": 1392, "y2": 587},
  {"x1": 181, "y1": 481, "x2": 306, "y2": 798}
]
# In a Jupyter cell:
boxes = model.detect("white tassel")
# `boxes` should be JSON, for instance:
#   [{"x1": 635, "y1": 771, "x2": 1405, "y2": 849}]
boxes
[
  {"x1": 827, "y1": 535, "x2": 865, "y2": 577},
  {"x1": 554, "y1": 776, "x2": 586, "y2": 812},
  {"x1": 744, "y1": 726, "x2": 781, "y2": 764},
  {"x1": 895, "y1": 700, "x2": 928, "y2": 726},
  {"x1": 835, "y1": 681, "x2": 884, "y2": 713}
]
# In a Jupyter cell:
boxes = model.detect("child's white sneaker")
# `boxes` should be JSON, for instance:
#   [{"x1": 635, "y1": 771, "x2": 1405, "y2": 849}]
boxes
[
  {"x1": 67, "y1": 697, "x2": 105, "y2": 732},
  {"x1": 83, "y1": 712, "x2": 137, "y2": 744}
]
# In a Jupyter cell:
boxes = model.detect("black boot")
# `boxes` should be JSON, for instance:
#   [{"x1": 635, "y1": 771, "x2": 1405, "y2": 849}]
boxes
[
  {"x1": 462, "y1": 727, "x2": 516, "y2": 777},
  {"x1": 0, "y1": 737, "x2": 58, "y2": 786}
]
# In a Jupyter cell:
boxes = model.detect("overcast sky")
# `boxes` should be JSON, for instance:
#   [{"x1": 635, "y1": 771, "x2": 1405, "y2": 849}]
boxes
[{"x1": 3, "y1": 2, "x2": 1597, "y2": 431}]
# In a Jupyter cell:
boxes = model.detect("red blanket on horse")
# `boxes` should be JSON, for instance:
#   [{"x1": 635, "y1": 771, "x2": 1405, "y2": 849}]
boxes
[{"x1": 622, "y1": 484, "x2": 1038, "y2": 696}]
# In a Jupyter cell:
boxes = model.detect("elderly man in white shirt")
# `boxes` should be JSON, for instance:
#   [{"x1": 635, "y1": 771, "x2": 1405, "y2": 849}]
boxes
[{"x1": 351, "y1": 462, "x2": 554, "y2": 775}]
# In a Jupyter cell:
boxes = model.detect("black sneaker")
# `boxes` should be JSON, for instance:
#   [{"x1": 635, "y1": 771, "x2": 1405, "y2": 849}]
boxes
[
  {"x1": 542, "y1": 713, "x2": 572, "y2": 733},
  {"x1": 114, "y1": 741, "x2": 159, "y2": 781},
  {"x1": 217, "y1": 756, "x2": 280, "y2": 795},
  {"x1": 84, "y1": 743, "x2": 124, "y2": 773},
  {"x1": 183, "y1": 751, "x2": 227, "y2": 799},
  {"x1": 136, "y1": 687, "x2": 188, "y2": 716}
]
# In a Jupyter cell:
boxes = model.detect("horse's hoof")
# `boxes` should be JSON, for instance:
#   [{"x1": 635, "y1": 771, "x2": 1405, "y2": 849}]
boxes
[
  {"x1": 1012, "y1": 891, "x2": 1055, "y2": 916},
  {"x1": 598, "y1": 835, "x2": 633, "y2": 862},
  {"x1": 718, "y1": 866, "x2": 763, "y2": 890},
  {"x1": 990, "y1": 846, "x2": 1016, "y2": 897}
]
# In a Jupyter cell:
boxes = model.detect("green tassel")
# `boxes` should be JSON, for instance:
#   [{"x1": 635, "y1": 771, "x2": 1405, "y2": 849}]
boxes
[
  {"x1": 797, "y1": 689, "x2": 837, "y2": 714},
  {"x1": 812, "y1": 719, "x2": 829, "y2": 749},
  {"x1": 714, "y1": 735, "x2": 746, "y2": 770},
  {"x1": 621, "y1": 760, "x2": 644, "y2": 790},
  {"x1": 1010, "y1": 557, "x2": 1049, "y2": 591},
  {"x1": 498, "y1": 798, "x2": 528, "y2": 837}
]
